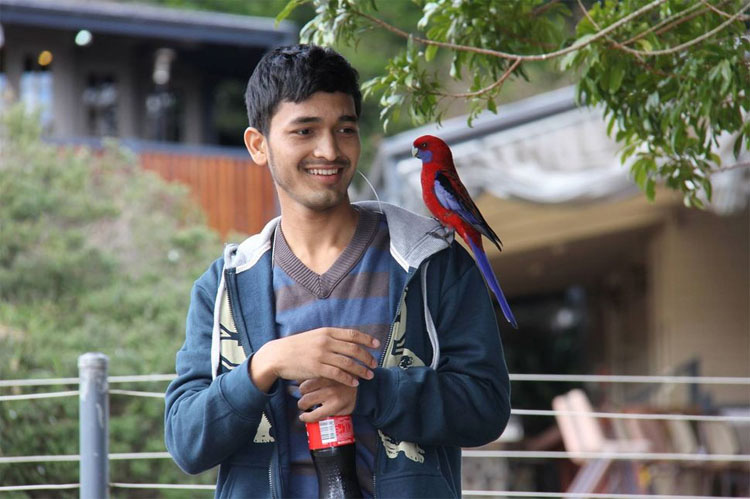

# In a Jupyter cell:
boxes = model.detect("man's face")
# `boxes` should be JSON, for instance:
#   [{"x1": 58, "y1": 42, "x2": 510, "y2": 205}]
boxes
[{"x1": 254, "y1": 91, "x2": 361, "y2": 213}]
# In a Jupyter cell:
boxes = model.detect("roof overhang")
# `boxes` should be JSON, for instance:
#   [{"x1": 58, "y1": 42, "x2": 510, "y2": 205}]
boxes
[
  {"x1": 0, "y1": 0, "x2": 297, "y2": 48},
  {"x1": 369, "y1": 85, "x2": 747, "y2": 217}
]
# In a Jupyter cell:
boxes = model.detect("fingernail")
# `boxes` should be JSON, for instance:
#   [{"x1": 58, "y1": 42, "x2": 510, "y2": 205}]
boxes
[
  {"x1": 373, "y1": 339, "x2": 380, "y2": 347},
  {"x1": 352, "y1": 379, "x2": 359, "y2": 386},
  {"x1": 367, "y1": 370, "x2": 374, "y2": 379}
]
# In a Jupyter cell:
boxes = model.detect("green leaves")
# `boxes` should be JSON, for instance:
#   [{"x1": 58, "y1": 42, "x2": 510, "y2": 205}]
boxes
[
  {"x1": 1, "y1": 105, "x2": 222, "y2": 491},
  {"x1": 284, "y1": 0, "x2": 750, "y2": 207}
]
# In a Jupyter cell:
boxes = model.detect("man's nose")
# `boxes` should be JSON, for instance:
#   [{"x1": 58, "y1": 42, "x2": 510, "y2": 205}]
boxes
[{"x1": 313, "y1": 131, "x2": 340, "y2": 161}]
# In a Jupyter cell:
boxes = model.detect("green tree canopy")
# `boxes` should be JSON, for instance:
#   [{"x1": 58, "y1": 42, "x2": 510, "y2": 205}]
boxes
[
  {"x1": 0, "y1": 105, "x2": 220, "y2": 495},
  {"x1": 279, "y1": 0, "x2": 750, "y2": 208}
]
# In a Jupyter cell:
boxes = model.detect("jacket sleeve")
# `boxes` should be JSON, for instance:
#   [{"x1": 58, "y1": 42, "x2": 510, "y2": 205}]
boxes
[
  {"x1": 164, "y1": 259, "x2": 277, "y2": 474},
  {"x1": 354, "y1": 243, "x2": 511, "y2": 448}
]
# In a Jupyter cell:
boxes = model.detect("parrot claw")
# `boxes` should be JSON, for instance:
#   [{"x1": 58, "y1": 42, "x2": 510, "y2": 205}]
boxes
[{"x1": 427, "y1": 225, "x2": 452, "y2": 243}]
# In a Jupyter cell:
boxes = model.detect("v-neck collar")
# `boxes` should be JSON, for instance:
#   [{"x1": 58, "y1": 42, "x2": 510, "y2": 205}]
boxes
[{"x1": 273, "y1": 207, "x2": 379, "y2": 299}]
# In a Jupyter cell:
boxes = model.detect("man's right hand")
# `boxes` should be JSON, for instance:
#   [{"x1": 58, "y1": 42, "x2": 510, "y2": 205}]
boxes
[{"x1": 248, "y1": 328, "x2": 379, "y2": 393}]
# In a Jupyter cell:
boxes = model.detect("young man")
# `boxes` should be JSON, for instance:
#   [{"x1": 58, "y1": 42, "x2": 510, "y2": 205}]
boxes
[{"x1": 165, "y1": 44, "x2": 510, "y2": 498}]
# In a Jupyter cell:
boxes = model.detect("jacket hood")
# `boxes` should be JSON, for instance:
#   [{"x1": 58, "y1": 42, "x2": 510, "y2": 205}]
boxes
[{"x1": 223, "y1": 201, "x2": 454, "y2": 273}]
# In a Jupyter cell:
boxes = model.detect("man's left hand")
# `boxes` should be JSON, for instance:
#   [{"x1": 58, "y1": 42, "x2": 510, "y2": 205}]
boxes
[{"x1": 297, "y1": 378, "x2": 358, "y2": 423}]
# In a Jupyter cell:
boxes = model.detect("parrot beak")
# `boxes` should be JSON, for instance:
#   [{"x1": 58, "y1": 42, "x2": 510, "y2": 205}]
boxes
[{"x1": 411, "y1": 146, "x2": 419, "y2": 159}]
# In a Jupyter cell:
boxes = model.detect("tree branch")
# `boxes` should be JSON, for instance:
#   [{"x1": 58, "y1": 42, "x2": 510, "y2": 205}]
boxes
[
  {"x1": 351, "y1": 0, "x2": 668, "y2": 62},
  {"x1": 430, "y1": 59, "x2": 522, "y2": 98},
  {"x1": 575, "y1": 0, "x2": 693, "y2": 82},
  {"x1": 712, "y1": 161, "x2": 750, "y2": 174},
  {"x1": 581, "y1": 0, "x2": 746, "y2": 58},
  {"x1": 642, "y1": 2, "x2": 750, "y2": 56},
  {"x1": 531, "y1": 0, "x2": 563, "y2": 18},
  {"x1": 576, "y1": 0, "x2": 647, "y2": 57},
  {"x1": 621, "y1": 2, "x2": 707, "y2": 46},
  {"x1": 701, "y1": 0, "x2": 750, "y2": 21}
]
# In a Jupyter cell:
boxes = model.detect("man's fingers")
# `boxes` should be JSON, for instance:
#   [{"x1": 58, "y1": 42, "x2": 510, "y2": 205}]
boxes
[
  {"x1": 331, "y1": 339, "x2": 378, "y2": 369},
  {"x1": 299, "y1": 405, "x2": 331, "y2": 424},
  {"x1": 331, "y1": 328, "x2": 380, "y2": 350},
  {"x1": 299, "y1": 378, "x2": 326, "y2": 394},
  {"x1": 320, "y1": 364, "x2": 359, "y2": 387},
  {"x1": 298, "y1": 389, "x2": 327, "y2": 411},
  {"x1": 324, "y1": 353, "x2": 374, "y2": 381}
]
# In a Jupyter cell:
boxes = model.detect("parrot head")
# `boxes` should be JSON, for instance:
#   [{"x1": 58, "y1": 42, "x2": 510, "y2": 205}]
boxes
[{"x1": 412, "y1": 134, "x2": 452, "y2": 164}]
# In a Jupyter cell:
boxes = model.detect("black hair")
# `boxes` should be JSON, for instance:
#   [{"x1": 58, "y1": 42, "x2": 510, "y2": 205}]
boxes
[{"x1": 245, "y1": 44, "x2": 362, "y2": 135}]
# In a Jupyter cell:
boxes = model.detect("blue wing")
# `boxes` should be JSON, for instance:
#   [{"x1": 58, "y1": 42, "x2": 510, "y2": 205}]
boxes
[{"x1": 434, "y1": 171, "x2": 503, "y2": 250}]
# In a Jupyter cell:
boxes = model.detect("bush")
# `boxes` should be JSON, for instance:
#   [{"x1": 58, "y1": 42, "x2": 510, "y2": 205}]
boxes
[{"x1": 0, "y1": 105, "x2": 224, "y2": 496}]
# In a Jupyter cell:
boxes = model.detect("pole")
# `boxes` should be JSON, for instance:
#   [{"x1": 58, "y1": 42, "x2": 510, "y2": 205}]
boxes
[{"x1": 78, "y1": 352, "x2": 109, "y2": 499}]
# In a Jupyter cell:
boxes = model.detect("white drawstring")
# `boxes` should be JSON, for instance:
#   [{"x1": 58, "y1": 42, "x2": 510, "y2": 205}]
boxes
[{"x1": 421, "y1": 261, "x2": 440, "y2": 370}]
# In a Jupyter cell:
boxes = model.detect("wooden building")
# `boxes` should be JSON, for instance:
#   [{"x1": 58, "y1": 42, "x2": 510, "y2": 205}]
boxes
[{"x1": 0, "y1": 0, "x2": 292, "y2": 236}]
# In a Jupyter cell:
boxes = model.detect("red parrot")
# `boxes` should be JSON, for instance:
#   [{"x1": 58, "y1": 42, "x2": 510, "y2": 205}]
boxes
[{"x1": 412, "y1": 134, "x2": 518, "y2": 329}]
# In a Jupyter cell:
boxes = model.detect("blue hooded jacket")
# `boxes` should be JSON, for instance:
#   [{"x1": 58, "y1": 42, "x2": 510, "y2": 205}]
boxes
[{"x1": 165, "y1": 202, "x2": 510, "y2": 498}]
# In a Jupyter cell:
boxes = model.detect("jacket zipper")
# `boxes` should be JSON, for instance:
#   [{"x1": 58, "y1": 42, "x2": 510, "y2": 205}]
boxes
[
  {"x1": 373, "y1": 278, "x2": 413, "y2": 497},
  {"x1": 377, "y1": 283, "x2": 408, "y2": 367},
  {"x1": 266, "y1": 406, "x2": 282, "y2": 499},
  {"x1": 225, "y1": 268, "x2": 279, "y2": 499},
  {"x1": 268, "y1": 445, "x2": 277, "y2": 499}
]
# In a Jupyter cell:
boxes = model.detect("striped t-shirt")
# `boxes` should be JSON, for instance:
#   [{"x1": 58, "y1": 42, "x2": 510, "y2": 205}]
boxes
[{"x1": 272, "y1": 207, "x2": 391, "y2": 498}]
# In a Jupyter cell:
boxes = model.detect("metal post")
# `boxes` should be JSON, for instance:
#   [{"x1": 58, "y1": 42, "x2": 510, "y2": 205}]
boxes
[{"x1": 78, "y1": 352, "x2": 109, "y2": 499}]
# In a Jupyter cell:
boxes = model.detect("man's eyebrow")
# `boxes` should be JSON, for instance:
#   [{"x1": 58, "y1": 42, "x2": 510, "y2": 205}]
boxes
[
  {"x1": 288, "y1": 115, "x2": 358, "y2": 125},
  {"x1": 290, "y1": 116, "x2": 321, "y2": 125}
]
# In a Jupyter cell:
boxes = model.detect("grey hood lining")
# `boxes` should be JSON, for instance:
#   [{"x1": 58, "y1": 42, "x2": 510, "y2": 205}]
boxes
[{"x1": 223, "y1": 201, "x2": 454, "y2": 273}]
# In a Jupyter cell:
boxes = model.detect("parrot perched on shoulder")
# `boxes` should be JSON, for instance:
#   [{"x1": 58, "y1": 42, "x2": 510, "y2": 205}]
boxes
[{"x1": 412, "y1": 134, "x2": 518, "y2": 329}]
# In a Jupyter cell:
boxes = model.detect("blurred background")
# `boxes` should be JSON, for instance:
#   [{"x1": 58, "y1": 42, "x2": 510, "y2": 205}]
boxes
[{"x1": 0, "y1": 0, "x2": 748, "y2": 496}]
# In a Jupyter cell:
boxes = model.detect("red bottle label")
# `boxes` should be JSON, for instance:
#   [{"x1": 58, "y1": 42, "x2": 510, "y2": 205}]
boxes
[{"x1": 306, "y1": 415, "x2": 356, "y2": 450}]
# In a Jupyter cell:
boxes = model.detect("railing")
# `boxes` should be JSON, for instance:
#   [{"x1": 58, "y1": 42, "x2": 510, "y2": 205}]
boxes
[
  {"x1": 46, "y1": 137, "x2": 279, "y2": 238},
  {"x1": 1, "y1": 354, "x2": 748, "y2": 497},
  {"x1": 140, "y1": 148, "x2": 278, "y2": 238}
]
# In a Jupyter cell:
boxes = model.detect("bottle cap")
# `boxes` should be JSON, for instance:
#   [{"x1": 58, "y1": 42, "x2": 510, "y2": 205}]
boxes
[{"x1": 306, "y1": 415, "x2": 356, "y2": 450}]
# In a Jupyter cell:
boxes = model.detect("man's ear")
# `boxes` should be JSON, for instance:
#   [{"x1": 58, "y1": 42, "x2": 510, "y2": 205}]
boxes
[{"x1": 244, "y1": 127, "x2": 268, "y2": 166}]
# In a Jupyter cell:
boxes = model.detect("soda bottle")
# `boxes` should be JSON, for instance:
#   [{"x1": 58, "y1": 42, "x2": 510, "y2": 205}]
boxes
[{"x1": 306, "y1": 415, "x2": 362, "y2": 498}]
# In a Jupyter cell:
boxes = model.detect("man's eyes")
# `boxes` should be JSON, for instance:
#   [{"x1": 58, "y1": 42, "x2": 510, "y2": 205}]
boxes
[{"x1": 291, "y1": 127, "x2": 358, "y2": 136}]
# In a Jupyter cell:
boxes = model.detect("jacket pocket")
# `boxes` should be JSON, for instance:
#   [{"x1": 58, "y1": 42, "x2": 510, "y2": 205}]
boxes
[
  {"x1": 376, "y1": 472, "x2": 456, "y2": 498},
  {"x1": 217, "y1": 463, "x2": 271, "y2": 499}
]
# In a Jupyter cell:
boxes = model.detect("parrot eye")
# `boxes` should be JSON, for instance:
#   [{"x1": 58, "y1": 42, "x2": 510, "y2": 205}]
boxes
[{"x1": 420, "y1": 142, "x2": 428, "y2": 148}]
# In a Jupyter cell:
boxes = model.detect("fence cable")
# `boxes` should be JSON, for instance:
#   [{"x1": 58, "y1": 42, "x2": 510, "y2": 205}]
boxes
[
  {"x1": 0, "y1": 390, "x2": 78, "y2": 402},
  {"x1": 512, "y1": 408, "x2": 750, "y2": 422},
  {"x1": 509, "y1": 374, "x2": 750, "y2": 384},
  {"x1": 0, "y1": 484, "x2": 80, "y2": 492},
  {"x1": 463, "y1": 492, "x2": 741, "y2": 499},
  {"x1": 0, "y1": 374, "x2": 176, "y2": 388},
  {"x1": 110, "y1": 483, "x2": 216, "y2": 490},
  {"x1": 109, "y1": 389, "x2": 165, "y2": 398},
  {"x1": 462, "y1": 449, "x2": 750, "y2": 462},
  {"x1": 3, "y1": 373, "x2": 750, "y2": 388},
  {"x1": 5, "y1": 449, "x2": 749, "y2": 465},
  {"x1": 0, "y1": 452, "x2": 172, "y2": 464}
]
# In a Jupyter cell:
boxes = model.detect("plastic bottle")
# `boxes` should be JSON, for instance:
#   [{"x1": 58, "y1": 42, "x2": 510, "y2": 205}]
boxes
[{"x1": 306, "y1": 415, "x2": 362, "y2": 498}]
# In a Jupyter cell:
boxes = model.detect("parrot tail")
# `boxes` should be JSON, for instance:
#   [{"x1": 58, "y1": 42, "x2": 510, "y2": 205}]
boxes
[{"x1": 467, "y1": 238, "x2": 518, "y2": 329}]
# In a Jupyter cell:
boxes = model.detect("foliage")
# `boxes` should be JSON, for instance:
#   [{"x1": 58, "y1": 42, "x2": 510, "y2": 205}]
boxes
[
  {"x1": 279, "y1": 0, "x2": 750, "y2": 207},
  {"x1": 0, "y1": 105, "x2": 220, "y2": 496}
]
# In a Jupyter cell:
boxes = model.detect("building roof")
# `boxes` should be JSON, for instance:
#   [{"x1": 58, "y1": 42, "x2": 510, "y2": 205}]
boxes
[
  {"x1": 0, "y1": 0, "x2": 297, "y2": 47},
  {"x1": 369, "y1": 85, "x2": 748, "y2": 216}
]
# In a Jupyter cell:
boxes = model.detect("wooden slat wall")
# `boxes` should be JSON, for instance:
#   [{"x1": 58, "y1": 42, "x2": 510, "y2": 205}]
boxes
[{"x1": 140, "y1": 151, "x2": 278, "y2": 238}]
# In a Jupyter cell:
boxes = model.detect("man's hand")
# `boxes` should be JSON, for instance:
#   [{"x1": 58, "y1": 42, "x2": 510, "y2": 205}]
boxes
[
  {"x1": 298, "y1": 378, "x2": 358, "y2": 423},
  {"x1": 249, "y1": 327, "x2": 379, "y2": 392}
]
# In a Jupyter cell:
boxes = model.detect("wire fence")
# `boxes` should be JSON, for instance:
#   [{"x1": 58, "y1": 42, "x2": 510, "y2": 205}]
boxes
[{"x1": 1, "y1": 355, "x2": 749, "y2": 496}]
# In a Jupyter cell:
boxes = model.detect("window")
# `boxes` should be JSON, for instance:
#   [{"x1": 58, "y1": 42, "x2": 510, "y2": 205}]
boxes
[
  {"x1": 82, "y1": 74, "x2": 118, "y2": 137},
  {"x1": 20, "y1": 53, "x2": 53, "y2": 130}
]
